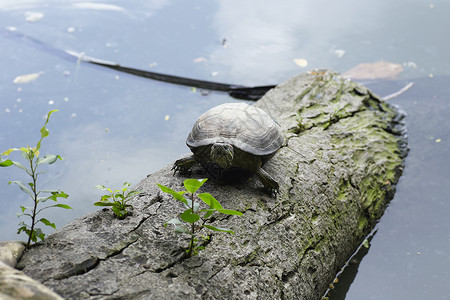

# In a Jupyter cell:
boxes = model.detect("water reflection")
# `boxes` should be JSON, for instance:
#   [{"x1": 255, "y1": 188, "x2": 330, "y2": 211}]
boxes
[{"x1": 211, "y1": 0, "x2": 390, "y2": 84}]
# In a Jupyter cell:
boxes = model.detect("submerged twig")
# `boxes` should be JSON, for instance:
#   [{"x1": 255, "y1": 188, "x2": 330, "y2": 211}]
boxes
[{"x1": 383, "y1": 82, "x2": 414, "y2": 100}]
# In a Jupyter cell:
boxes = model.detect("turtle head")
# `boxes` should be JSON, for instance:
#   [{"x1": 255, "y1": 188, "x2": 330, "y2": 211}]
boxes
[{"x1": 210, "y1": 142, "x2": 234, "y2": 169}]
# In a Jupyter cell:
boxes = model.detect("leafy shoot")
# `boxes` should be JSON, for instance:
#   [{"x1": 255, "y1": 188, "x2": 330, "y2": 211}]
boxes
[
  {"x1": 0, "y1": 110, "x2": 71, "y2": 248},
  {"x1": 157, "y1": 178, "x2": 242, "y2": 257},
  {"x1": 94, "y1": 182, "x2": 140, "y2": 219}
]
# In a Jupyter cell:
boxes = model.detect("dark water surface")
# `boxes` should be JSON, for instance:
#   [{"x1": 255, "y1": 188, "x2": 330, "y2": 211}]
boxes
[{"x1": 0, "y1": 1, "x2": 449, "y2": 299}]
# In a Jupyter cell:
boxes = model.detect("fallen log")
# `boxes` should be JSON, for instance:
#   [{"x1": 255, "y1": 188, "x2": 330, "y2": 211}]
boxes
[{"x1": 16, "y1": 70, "x2": 407, "y2": 299}]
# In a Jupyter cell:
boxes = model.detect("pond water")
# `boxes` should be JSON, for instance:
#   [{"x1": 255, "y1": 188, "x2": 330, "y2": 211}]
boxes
[{"x1": 0, "y1": 1, "x2": 449, "y2": 299}]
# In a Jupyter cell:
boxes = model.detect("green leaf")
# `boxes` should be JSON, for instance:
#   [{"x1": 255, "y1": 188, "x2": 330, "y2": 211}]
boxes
[
  {"x1": 114, "y1": 194, "x2": 125, "y2": 200},
  {"x1": 198, "y1": 193, "x2": 223, "y2": 209},
  {"x1": 52, "y1": 203, "x2": 72, "y2": 209},
  {"x1": 125, "y1": 190, "x2": 140, "y2": 198},
  {"x1": 0, "y1": 159, "x2": 13, "y2": 167},
  {"x1": 43, "y1": 191, "x2": 69, "y2": 202},
  {"x1": 156, "y1": 183, "x2": 188, "y2": 206},
  {"x1": 95, "y1": 184, "x2": 106, "y2": 190},
  {"x1": 17, "y1": 225, "x2": 28, "y2": 234},
  {"x1": 20, "y1": 205, "x2": 26, "y2": 213},
  {"x1": 36, "y1": 110, "x2": 58, "y2": 151},
  {"x1": 36, "y1": 154, "x2": 62, "y2": 165},
  {"x1": 203, "y1": 225, "x2": 234, "y2": 234},
  {"x1": 39, "y1": 189, "x2": 58, "y2": 194},
  {"x1": 94, "y1": 202, "x2": 114, "y2": 207},
  {"x1": 180, "y1": 209, "x2": 200, "y2": 224},
  {"x1": 35, "y1": 228, "x2": 45, "y2": 241},
  {"x1": 18, "y1": 213, "x2": 33, "y2": 218},
  {"x1": 122, "y1": 182, "x2": 131, "y2": 189},
  {"x1": 55, "y1": 191, "x2": 68, "y2": 198},
  {"x1": 174, "y1": 225, "x2": 191, "y2": 235},
  {"x1": 183, "y1": 178, "x2": 207, "y2": 194},
  {"x1": 40, "y1": 218, "x2": 56, "y2": 229},
  {"x1": 114, "y1": 202, "x2": 126, "y2": 210},
  {"x1": 29, "y1": 230, "x2": 37, "y2": 243},
  {"x1": 164, "y1": 219, "x2": 192, "y2": 235},
  {"x1": 1, "y1": 148, "x2": 18, "y2": 156},
  {"x1": 112, "y1": 205, "x2": 127, "y2": 218},
  {"x1": 40, "y1": 125, "x2": 50, "y2": 140},
  {"x1": 100, "y1": 195, "x2": 112, "y2": 201},
  {"x1": 164, "y1": 218, "x2": 184, "y2": 227},
  {"x1": 202, "y1": 210, "x2": 214, "y2": 219},
  {"x1": 8, "y1": 181, "x2": 33, "y2": 197},
  {"x1": 11, "y1": 160, "x2": 29, "y2": 172}
]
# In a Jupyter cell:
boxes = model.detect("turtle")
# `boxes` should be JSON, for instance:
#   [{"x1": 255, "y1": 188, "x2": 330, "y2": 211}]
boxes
[{"x1": 173, "y1": 102, "x2": 284, "y2": 194}]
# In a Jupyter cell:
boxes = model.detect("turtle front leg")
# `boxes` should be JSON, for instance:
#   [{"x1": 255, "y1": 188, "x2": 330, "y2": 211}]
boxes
[
  {"x1": 255, "y1": 166, "x2": 280, "y2": 196},
  {"x1": 172, "y1": 155, "x2": 197, "y2": 174}
]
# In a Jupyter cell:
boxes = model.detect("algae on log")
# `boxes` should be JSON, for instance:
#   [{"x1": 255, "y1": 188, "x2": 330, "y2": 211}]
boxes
[{"x1": 17, "y1": 70, "x2": 407, "y2": 300}]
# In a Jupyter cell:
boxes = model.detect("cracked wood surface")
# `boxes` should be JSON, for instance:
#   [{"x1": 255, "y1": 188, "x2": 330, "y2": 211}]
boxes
[{"x1": 17, "y1": 70, "x2": 407, "y2": 300}]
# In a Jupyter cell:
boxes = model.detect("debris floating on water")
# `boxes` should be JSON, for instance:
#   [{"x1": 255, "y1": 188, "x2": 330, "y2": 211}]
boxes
[
  {"x1": 72, "y1": 3, "x2": 125, "y2": 12},
  {"x1": 403, "y1": 61, "x2": 417, "y2": 69},
  {"x1": 25, "y1": 11, "x2": 44, "y2": 22},
  {"x1": 293, "y1": 58, "x2": 308, "y2": 67},
  {"x1": 382, "y1": 82, "x2": 414, "y2": 101},
  {"x1": 193, "y1": 57, "x2": 207, "y2": 63},
  {"x1": 343, "y1": 61, "x2": 403, "y2": 80},
  {"x1": 13, "y1": 72, "x2": 44, "y2": 84},
  {"x1": 333, "y1": 49, "x2": 346, "y2": 58}
]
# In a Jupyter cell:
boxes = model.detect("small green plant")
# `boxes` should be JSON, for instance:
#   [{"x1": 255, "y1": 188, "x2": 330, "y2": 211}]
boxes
[
  {"x1": 294, "y1": 111, "x2": 307, "y2": 133},
  {"x1": 157, "y1": 178, "x2": 242, "y2": 257},
  {"x1": 324, "y1": 106, "x2": 345, "y2": 129},
  {"x1": 0, "y1": 110, "x2": 71, "y2": 249},
  {"x1": 94, "y1": 182, "x2": 139, "y2": 219}
]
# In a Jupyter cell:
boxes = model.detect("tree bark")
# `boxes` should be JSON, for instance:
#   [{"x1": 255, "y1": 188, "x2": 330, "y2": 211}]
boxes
[{"x1": 17, "y1": 70, "x2": 407, "y2": 299}]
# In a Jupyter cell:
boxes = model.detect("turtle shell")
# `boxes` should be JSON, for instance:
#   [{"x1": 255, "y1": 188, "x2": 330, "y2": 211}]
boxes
[{"x1": 186, "y1": 103, "x2": 283, "y2": 156}]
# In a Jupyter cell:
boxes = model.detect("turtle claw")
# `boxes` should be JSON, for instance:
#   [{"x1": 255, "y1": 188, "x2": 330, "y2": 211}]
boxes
[
  {"x1": 172, "y1": 156, "x2": 197, "y2": 175},
  {"x1": 256, "y1": 167, "x2": 280, "y2": 197},
  {"x1": 264, "y1": 182, "x2": 280, "y2": 197}
]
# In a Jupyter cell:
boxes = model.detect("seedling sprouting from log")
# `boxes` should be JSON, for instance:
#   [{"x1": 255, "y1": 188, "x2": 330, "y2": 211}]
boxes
[
  {"x1": 0, "y1": 110, "x2": 71, "y2": 248},
  {"x1": 157, "y1": 178, "x2": 242, "y2": 257},
  {"x1": 94, "y1": 182, "x2": 139, "y2": 219}
]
